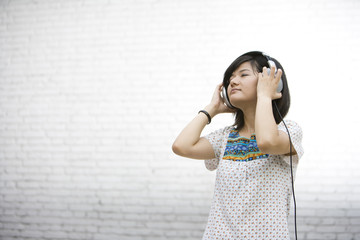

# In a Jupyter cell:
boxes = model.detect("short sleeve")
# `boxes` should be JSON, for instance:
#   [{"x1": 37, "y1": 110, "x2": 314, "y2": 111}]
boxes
[
  {"x1": 203, "y1": 127, "x2": 229, "y2": 171},
  {"x1": 278, "y1": 120, "x2": 304, "y2": 165}
]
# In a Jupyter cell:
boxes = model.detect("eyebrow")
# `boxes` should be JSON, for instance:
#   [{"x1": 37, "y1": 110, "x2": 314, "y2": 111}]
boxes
[
  {"x1": 231, "y1": 69, "x2": 251, "y2": 76},
  {"x1": 238, "y1": 69, "x2": 251, "y2": 73}
]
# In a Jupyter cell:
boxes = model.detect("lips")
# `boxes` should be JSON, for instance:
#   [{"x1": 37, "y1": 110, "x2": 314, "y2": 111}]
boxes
[{"x1": 230, "y1": 88, "x2": 241, "y2": 94}]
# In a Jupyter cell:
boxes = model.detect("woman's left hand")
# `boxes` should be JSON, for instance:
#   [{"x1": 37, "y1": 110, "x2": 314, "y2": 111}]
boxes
[{"x1": 257, "y1": 66, "x2": 282, "y2": 100}]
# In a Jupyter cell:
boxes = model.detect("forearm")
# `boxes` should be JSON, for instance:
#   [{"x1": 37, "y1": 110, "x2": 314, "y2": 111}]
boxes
[
  {"x1": 172, "y1": 83, "x2": 233, "y2": 158},
  {"x1": 255, "y1": 96, "x2": 279, "y2": 149},
  {"x1": 172, "y1": 105, "x2": 217, "y2": 154}
]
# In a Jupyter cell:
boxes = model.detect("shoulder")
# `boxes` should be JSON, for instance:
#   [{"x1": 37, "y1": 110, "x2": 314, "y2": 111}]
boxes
[
  {"x1": 205, "y1": 125, "x2": 234, "y2": 138},
  {"x1": 277, "y1": 120, "x2": 303, "y2": 146},
  {"x1": 203, "y1": 126, "x2": 234, "y2": 145},
  {"x1": 278, "y1": 119, "x2": 300, "y2": 127},
  {"x1": 278, "y1": 120, "x2": 302, "y2": 134},
  {"x1": 277, "y1": 119, "x2": 304, "y2": 163}
]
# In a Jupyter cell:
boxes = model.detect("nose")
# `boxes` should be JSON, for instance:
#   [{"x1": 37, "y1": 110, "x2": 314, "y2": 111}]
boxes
[{"x1": 230, "y1": 76, "x2": 240, "y2": 88}]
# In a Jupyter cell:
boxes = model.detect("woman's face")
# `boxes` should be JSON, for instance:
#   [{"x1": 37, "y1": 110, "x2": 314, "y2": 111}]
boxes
[{"x1": 227, "y1": 61, "x2": 259, "y2": 107}]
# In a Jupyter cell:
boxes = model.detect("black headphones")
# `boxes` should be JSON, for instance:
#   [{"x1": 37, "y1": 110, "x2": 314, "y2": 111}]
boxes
[{"x1": 221, "y1": 51, "x2": 283, "y2": 109}]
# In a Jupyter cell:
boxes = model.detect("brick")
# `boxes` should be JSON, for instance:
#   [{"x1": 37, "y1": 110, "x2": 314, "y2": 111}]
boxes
[
  {"x1": 306, "y1": 232, "x2": 336, "y2": 240},
  {"x1": 1, "y1": 0, "x2": 360, "y2": 240},
  {"x1": 337, "y1": 233, "x2": 355, "y2": 240}
]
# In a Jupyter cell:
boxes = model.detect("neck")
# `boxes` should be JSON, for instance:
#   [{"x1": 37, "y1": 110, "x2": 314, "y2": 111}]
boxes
[{"x1": 239, "y1": 103, "x2": 256, "y2": 134}]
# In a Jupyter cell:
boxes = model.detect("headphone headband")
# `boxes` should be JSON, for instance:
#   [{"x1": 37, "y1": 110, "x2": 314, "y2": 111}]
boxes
[
  {"x1": 240, "y1": 51, "x2": 274, "y2": 67},
  {"x1": 240, "y1": 51, "x2": 283, "y2": 92}
]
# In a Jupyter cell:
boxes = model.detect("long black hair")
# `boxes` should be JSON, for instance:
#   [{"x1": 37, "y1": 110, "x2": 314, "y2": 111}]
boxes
[{"x1": 223, "y1": 51, "x2": 291, "y2": 130}]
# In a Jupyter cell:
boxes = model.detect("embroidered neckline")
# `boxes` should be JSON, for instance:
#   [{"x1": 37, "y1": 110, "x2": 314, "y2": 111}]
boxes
[{"x1": 223, "y1": 129, "x2": 268, "y2": 162}]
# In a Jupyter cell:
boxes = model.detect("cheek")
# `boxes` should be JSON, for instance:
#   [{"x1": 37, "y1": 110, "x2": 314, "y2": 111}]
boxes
[
  {"x1": 249, "y1": 77, "x2": 259, "y2": 90},
  {"x1": 247, "y1": 78, "x2": 259, "y2": 97},
  {"x1": 253, "y1": 79, "x2": 258, "y2": 87},
  {"x1": 254, "y1": 75, "x2": 259, "y2": 84}
]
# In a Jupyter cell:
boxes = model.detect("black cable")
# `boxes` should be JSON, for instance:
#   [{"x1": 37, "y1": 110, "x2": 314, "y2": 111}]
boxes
[{"x1": 274, "y1": 103, "x2": 297, "y2": 240}]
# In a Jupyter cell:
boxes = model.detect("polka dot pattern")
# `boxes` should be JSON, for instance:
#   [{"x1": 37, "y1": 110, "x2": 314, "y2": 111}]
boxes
[{"x1": 202, "y1": 120, "x2": 303, "y2": 239}]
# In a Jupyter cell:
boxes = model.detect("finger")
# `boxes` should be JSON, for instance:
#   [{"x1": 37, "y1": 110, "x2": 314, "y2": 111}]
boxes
[
  {"x1": 270, "y1": 66, "x2": 276, "y2": 79},
  {"x1": 262, "y1": 66, "x2": 268, "y2": 76},
  {"x1": 273, "y1": 69, "x2": 282, "y2": 87},
  {"x1": 276, "y1": 69, "x2": 283, "y2": 80},
  {"x1": 274, "y1": 92, "x2": 282, "y2": 100},
  {"x1": 216, "y1": 83, "x2": 222, "y2": 93}
]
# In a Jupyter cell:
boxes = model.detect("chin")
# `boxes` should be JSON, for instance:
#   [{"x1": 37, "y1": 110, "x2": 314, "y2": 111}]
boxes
[
  {"x1": 230, "y1": 96, "x2": 246, "y2": 104},
  {"x1": 230, "y1": 97, "x2": 256, "y2": 108}
]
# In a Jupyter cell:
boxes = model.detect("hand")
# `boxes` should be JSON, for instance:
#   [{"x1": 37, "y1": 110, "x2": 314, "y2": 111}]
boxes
[
  {"x1": 205, "y1": 83, "x2": 236, "y2": 117},
  {"x1": 257, "y1": 66, "x2": 282, "y2": 100}
]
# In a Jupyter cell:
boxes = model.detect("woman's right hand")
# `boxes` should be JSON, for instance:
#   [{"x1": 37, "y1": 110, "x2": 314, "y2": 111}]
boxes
[
  {"x1": 205, "y1": 83, "x2": 236, "y2": 117},
  {"x1": 172, "y1": 83, "x2": 235, "y2": 160}
]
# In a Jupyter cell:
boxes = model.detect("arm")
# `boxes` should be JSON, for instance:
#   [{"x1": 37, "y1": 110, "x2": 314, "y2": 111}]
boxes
[
  {"x1": 172, "y1": 84, "x2": 234, "y2": 159},
  {"x1": 255, "y1": 66, "x2": 295, "y2": 155},
  {"x1": 172, "y1": 105, "x2": 216, "y2": 159}
]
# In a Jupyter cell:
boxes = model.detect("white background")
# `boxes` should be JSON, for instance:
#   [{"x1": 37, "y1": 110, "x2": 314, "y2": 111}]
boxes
[{"x1": 0, "y1": 0, "x2": 359, "y2": 239}]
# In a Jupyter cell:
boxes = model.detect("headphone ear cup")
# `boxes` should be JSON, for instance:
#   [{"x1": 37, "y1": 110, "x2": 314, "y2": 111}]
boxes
[
  {"x1": 266, "y1": 68, "x2": 283, "y2": 93},
  {"x1": 221, "y1": 86, "x2": 236, "y2": 109}
]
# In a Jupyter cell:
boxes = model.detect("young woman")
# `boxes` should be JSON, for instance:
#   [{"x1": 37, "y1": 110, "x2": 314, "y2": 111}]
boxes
[{"x1": 172, "y1": 51, "x2": 304, "y2": 239}]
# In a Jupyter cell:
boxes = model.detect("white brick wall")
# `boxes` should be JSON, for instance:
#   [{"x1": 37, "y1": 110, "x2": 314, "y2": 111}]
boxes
[{"x1": 0, "y1": 0, "x2": 359, "y2": 239}]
